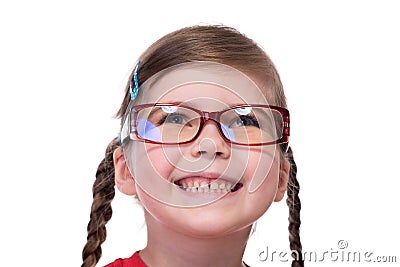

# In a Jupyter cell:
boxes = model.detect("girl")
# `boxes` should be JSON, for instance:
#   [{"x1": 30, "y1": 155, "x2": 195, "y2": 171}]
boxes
[{"x1": 82, "y1": 25, "x2": 303, "y2": 267}]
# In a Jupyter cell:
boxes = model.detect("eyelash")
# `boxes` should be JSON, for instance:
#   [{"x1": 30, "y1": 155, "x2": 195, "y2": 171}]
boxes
[
  {"x1": 156, "y1": 113, "x2": 189, "y2": 125},
  {"x1": 232, "y1": 114, "x2": 260, "y2": 128},
  {"x1": 155, "y1": 112, "x2": 260, "y2": 129}
]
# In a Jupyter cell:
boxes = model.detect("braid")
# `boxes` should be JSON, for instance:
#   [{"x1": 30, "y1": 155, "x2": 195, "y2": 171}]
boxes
[
  {"x1": 286, "y1": 147, "x2": 304, "y2": 267},
  {"x1": 82, "y1": 138, "x2": 120, "y2": 267}
]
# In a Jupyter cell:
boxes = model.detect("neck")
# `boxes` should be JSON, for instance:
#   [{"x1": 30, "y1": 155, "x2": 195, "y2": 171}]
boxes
[{"x1": 140, "y1": 211, "x2": 251, "y2": 267}]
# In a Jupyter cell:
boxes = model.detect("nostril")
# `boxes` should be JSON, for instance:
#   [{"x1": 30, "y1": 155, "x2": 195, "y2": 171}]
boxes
[
  {"x1": 199, "y1": 138, "x2": 216, "y2": 153},
  {"x1": 190, "y1": 129, "x2": 232, "y2": 159}
]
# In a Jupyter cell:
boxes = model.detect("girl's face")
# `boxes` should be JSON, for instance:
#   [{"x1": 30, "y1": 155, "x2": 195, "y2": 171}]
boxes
[{"x1": 118, "y1": 64, "x2": 288, "y2": 238}]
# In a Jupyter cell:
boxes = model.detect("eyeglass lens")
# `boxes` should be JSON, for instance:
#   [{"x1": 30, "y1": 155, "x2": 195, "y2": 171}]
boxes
[{"x1": 135, "y1": 105, "x2": 283, "y2": 144}]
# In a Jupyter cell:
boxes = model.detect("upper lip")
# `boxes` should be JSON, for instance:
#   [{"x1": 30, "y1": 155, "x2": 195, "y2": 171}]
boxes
[{"x1": 172, "y1": 172, "x2": 241, "y2": 184}]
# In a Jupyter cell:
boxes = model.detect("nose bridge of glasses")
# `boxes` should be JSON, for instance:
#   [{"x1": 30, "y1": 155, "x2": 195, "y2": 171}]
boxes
[
  {"x1": 196, "y1": 113, "x2": 229, "y2": 143},
  {"x1": 200, "y1": 111, "x2": 226, "y2": 135},
  {"x1": 202, "y1": 110, "x2": 220, "y2": 121}
]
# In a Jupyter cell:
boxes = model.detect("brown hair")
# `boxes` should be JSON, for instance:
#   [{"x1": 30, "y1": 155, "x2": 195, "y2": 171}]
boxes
[{"x1": 82, "y1": 25, "x2": 303, "y2": 267}]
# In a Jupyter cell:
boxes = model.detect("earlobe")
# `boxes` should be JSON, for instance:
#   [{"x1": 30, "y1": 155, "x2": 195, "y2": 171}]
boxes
[
  {"x1": 274, "y1": 158, "x2": 290, "y2": 202},
  {"x1": 113, "y1": 146, "x2": 137, "y2": 196}
]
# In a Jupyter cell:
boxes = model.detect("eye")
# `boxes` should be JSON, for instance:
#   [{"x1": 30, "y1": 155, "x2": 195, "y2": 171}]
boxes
[
  {"x1": 156, "y1": 106, "x2": 188, "y2": 125},
  {"x1": 148, "y1": 106, "x2": 195, "y2": 127},
  {"x1": 230, "y1": 115, "x2": 260, "y2": 128},
  {"x1": 161, "y1": 106, "x2": 191, "y2": 125},
  {"x1": 164, "y1": 114, "x2": 188, "y2": 125}
]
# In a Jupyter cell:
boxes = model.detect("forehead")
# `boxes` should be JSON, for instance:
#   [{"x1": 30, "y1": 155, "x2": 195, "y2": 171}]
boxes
[{"x1": 136, "y1": 62, "x2": 270, "y2": 107}]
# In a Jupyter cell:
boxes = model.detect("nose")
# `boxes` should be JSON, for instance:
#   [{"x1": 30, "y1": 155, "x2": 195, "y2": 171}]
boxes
[{"x1": 189, "y1": 120, "x2": 231, "y2": 159}]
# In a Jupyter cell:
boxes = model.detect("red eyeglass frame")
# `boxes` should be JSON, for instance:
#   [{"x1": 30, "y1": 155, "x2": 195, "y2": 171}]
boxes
[{"x1": 123, "y1": 103, "x2": 290, "y2": 146}]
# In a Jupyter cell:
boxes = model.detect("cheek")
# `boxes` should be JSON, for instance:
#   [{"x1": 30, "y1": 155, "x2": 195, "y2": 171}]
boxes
[
  {"x1": 243, "y1": 146, "x2": 279, "y2": 193},
  {"x1": 134, "y1": 143, "x2": 176, "y2": 179},
  {"x1": 254, "y1": 158, "x2": 280, "y2": 200},
  {"x1": 130, "y1": 143, "x2": 179, "y2": 205},
  {"x1": 242, "y1": 157, "x2": 280, "y2": 221}
]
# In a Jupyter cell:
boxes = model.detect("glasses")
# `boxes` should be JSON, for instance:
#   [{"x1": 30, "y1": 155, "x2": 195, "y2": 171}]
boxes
[{"x1": 120, "y1": 103, "x2": 290, "y2": 146}]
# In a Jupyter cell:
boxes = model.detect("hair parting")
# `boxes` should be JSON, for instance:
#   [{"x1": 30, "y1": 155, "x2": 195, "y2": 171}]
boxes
[
  {"x1": 286, "y1": 146, "x2": 304, "y2": 267},
  {"x1": 82, "y1": 138, "x2": 120, "y2": 267}
]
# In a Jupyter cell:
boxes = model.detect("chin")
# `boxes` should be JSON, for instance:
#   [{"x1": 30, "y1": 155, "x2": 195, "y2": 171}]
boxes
[
  {"x1": 176, "y1": 220, "x2": 246, "y2": 239},
  {"x1": 170, "y1": 205, "x2": 254, "y2": 238}
]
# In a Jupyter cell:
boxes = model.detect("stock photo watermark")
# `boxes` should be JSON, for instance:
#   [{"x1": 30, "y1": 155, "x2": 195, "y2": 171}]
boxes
[{"x1": 258, "y1": 240, "x2": 397, "y2": 263}]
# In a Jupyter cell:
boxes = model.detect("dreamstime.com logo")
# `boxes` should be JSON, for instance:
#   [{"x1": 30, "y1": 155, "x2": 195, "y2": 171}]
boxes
[{"x1": 258, "y1": 240, "x2": 397, "y2": 263}]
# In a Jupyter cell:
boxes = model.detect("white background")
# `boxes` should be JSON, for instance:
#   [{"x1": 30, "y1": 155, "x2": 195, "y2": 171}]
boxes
[{"x1": 0, "y1": 0, "x2": 399, "y2": 266}]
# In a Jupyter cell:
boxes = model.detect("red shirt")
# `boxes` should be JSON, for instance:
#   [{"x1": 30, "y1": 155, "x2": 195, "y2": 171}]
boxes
[{"x1": 104, "y1": 251, "x2": 147, "y2": 267}]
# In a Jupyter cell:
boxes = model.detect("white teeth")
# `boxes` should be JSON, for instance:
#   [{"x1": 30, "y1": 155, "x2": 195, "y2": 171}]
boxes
[
  {"x1": 200, "y1": 181, "x2": 208, "y2": 187},
  {"x1": 178, "y1": 180, "x2": 236, "y2": 193},
  {"x1": 210, "y1": 182, "x2": 219, "y2": 190},
  {"x1": 226, "y1": 183, "x2": 232, "y2": 191}
]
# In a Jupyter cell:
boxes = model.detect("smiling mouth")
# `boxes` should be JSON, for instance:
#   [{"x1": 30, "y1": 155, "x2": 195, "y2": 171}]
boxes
[{"x1": 174, "y1": 178, "x2": 243, "y2": 193}]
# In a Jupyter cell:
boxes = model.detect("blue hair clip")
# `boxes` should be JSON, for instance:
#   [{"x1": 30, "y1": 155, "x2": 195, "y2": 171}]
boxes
[{"x1": 130, "y1": 61, "x2": 140, "y2": 100}]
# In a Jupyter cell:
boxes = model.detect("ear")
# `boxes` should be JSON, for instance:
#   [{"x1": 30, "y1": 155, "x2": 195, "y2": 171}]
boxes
[
  {"x1": 113, "y1": 146, "x2": 137, "y2": 196},
  {"x1": 274, "y1": 157, "x2": 290, "y2": 202}
]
